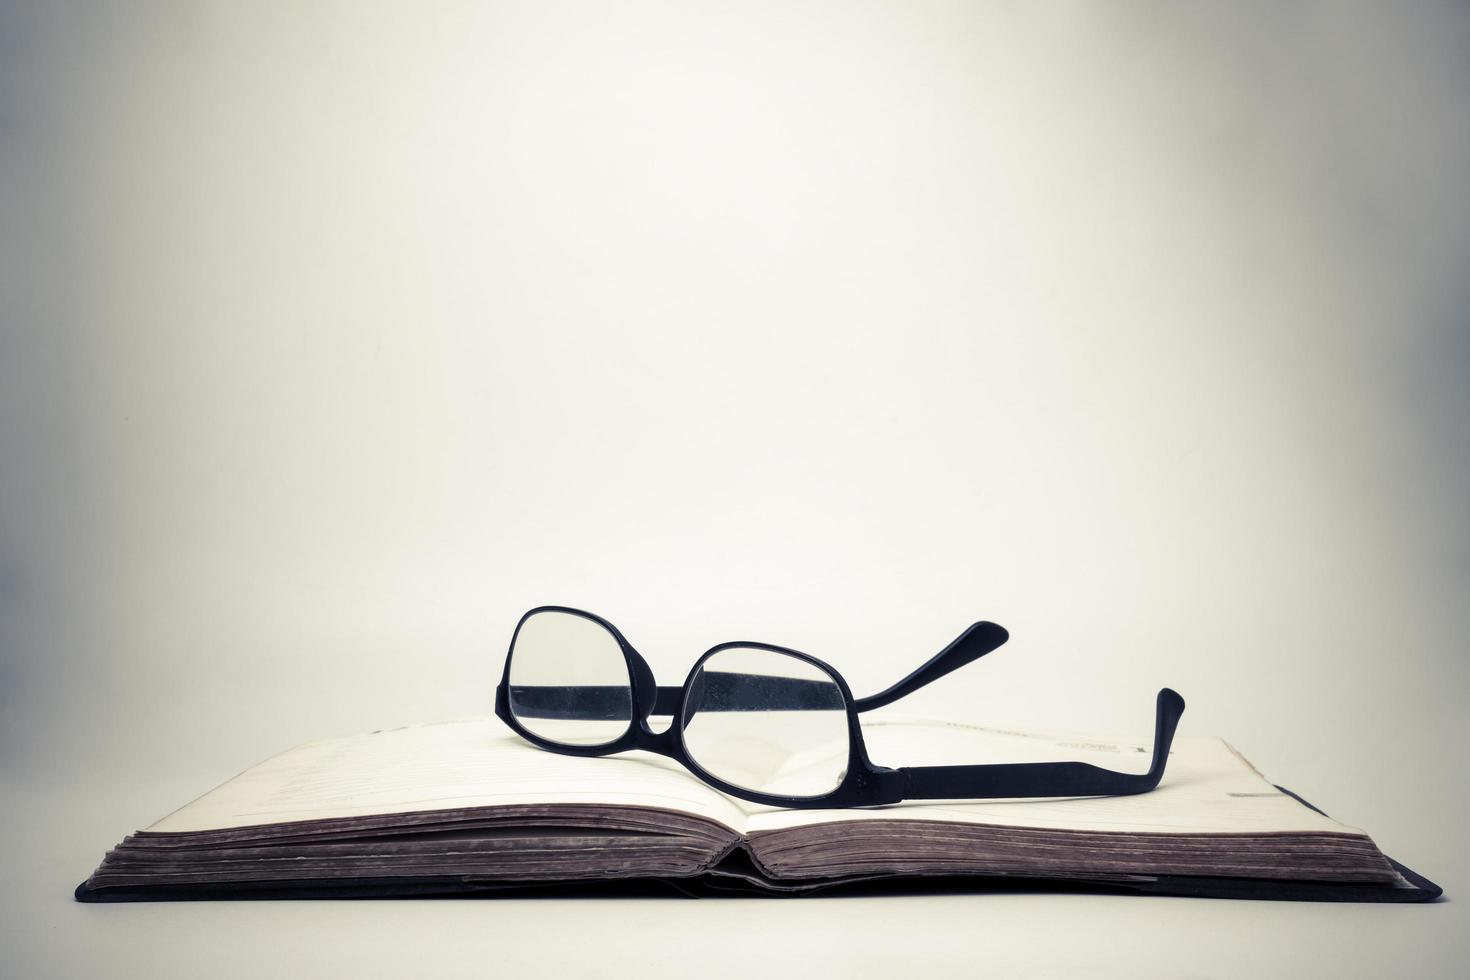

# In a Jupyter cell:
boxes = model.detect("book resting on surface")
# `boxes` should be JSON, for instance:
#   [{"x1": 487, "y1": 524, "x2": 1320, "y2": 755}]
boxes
[{"x1": 75, "y1": 717, "x2": 1441, "y2": 902}]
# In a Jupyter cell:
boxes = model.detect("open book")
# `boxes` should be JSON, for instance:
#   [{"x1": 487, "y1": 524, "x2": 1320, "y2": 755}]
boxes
[{"x1": 76, "y1": 717, "x2": 1440, "y2": 902}]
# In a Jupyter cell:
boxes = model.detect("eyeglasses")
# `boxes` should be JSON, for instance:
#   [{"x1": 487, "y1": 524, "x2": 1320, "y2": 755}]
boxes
[{"x1": 494, "y1": 606, "x2": 1186, "y2": 809}]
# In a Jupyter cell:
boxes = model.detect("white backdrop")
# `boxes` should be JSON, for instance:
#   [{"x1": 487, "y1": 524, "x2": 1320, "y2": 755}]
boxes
[{"x1": 3, "y1": 2, "x2": 1467, "y2": 977}]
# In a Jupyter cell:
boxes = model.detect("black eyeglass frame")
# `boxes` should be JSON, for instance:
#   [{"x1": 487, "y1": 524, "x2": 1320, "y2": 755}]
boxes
[{"x1": 494, "y1": 605, "x2": 1186, "y2": 810}]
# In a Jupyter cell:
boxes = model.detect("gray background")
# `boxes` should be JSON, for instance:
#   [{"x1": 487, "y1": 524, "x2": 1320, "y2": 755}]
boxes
[{"x1": 3, "y1": 1, "x2": 1467, "y2": 976}]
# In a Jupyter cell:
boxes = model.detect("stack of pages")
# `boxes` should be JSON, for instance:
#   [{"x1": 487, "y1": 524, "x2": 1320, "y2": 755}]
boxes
[{"x1": 77, "y1": 717, "x2": 1440, "y2": 902}]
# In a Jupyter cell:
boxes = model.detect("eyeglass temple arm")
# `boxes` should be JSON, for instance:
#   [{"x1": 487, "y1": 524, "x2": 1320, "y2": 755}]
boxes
[
  {"x1": 897, "y1": 688, "x2": 1186, "y2": 800},
  {"x1": 852, "y1": 620, "x2": 1010, "y2": 712},
  {"x1": 648, "y1": 621, "x2": 1010, "y2": 716}
]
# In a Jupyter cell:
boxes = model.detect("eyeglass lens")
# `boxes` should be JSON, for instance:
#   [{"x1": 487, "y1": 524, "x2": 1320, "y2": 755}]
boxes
[
  {"x1": 507, "y1": 610, "x2": 633, "y2": 747},
  {"x1": 682, "y1": 646, "x2": 849, "y2": 798}
]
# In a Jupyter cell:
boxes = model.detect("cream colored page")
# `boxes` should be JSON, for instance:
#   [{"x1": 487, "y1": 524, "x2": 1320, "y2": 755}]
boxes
[
  {"x1": 743, "y1": 717, "x2": 1368, "y2": 836},
  {"x1": 148, "y1": 718, "x2": 747, "y2": 833}
]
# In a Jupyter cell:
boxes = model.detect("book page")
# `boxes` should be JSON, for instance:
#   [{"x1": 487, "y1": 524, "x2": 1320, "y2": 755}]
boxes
[
  {"x1": 149, "y1": 715, "x2": 1371, "y2": 841},
  {"x1": 148, "y1": 718, "x2": 748, "y2": 833},
  {"x1": 744, "y1": 716, "x2": 1370, "y2": 837}
]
